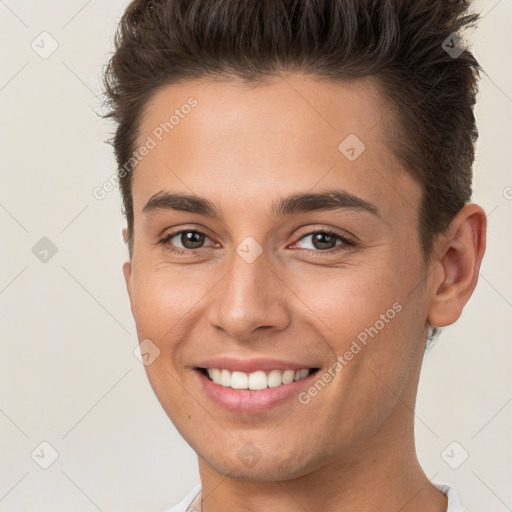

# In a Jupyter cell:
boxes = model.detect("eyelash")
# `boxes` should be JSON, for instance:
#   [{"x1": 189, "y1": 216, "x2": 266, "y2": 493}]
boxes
[{"x1": 158, "y1": 228, "x2": 355, "y2": 256}]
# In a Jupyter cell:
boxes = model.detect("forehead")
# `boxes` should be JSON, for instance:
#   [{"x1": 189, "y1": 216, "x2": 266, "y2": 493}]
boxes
[{"x1": 132, "y1": 74, "x2": 420, "y2": 223}]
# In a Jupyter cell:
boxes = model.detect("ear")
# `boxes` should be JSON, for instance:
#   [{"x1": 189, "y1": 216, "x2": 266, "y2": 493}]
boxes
[
  {"x1": 122, "y1": 260, "x2": 132, "y2": 302},
  {"x1": 121, "y1": 227, "x2": 133, "y2": 304},
  {"x1": 428, "y1": 203, "x2": 487, "y2": 328}
]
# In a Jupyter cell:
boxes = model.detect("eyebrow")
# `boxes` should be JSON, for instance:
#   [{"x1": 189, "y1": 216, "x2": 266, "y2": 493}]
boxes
[{"x1": 142, "y1": 189, "x2": 381, "y2": 220}]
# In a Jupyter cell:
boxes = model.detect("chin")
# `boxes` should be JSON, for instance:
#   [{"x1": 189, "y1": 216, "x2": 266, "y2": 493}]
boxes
[{"x1": 199, "y1": 443, "x2": 319, "y2": 482}]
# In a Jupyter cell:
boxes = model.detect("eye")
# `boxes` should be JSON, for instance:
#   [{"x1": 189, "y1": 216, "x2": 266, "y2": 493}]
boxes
[
  {"x1": 158, "y1": 227, "x2": 355, "y2": 256},
  {"x1": 290, "y1": 229, "x2": 354, "y2": 253},
  {"x1": 159, "y1": 229, "x2": 216, "y2": 255}
]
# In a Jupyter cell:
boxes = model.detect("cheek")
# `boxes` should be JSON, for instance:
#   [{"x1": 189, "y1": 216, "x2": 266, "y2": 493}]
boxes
[
  {"x1": 130, "y1": 268, "x2": 204, "y2": 340},
  {"x1": 128, "y1": 265, "x2": 219, "y2": 388},
  {"x1": 287, "y1": 251, "x2": 424, "y2": 399},
  {"x1": 128, "y1": 270, "x2": 197, "y2": 421},
  {"x1": 288, "y1": 259, "x2": 405, "y2": 339}
]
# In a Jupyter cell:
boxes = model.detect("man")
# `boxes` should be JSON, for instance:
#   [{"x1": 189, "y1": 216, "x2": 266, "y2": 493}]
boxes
[{"x1": 101, "y1": 1, "x2": 486, "y2": 510}]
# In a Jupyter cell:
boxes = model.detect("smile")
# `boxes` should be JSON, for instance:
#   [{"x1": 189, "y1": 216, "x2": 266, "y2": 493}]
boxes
[
  {"x1": 194, "y1": 366, "x2": 321, "y2": 413},
  {"x1": 200, "y1": 367, "x2": 317, "y2": 390}
]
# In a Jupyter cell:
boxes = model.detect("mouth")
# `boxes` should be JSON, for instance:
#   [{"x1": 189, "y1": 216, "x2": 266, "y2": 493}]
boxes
[
  {"x1": 194, "y1": 365, "x2": 322, "y2": 413},
  {"x1": 192, "y1": 355, "x2": 324, "y2": 413},
  {"x1": 197, "y1": 367, "x2": 321, "y2": 390}
]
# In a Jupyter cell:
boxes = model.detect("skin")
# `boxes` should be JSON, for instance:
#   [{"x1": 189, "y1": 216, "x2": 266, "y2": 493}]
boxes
[{"x1": 122, "y1": 74, "x2": 486, "y2": 512}]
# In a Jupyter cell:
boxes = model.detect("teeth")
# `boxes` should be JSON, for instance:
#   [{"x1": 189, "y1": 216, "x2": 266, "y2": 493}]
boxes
[
  {"x1": 220, "y1": 369, "x2": 231, "y2": 387},
  {"x1": 282, "y1": 369, "x2": 295, "y2": 385},
  {"x1": 205, "y1": 368, "x2": 312, "y2": 390}
]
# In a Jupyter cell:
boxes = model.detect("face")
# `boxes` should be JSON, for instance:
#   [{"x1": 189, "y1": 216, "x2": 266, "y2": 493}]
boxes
[{"x1": 124, "y1": 74, "x2": 434, "y2": 480}]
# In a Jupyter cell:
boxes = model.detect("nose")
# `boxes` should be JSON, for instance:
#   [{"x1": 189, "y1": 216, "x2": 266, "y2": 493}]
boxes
[{"x1": 207, "y1": 247, "x2": 291, "y2": 340}]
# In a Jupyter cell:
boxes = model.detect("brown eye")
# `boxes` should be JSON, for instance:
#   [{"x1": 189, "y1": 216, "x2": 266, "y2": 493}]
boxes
[
  {"x1": 160, "y1": 230, "x2": 214, "y2": 254},
  {"x1": 308, "y1": 232, "x2": 338, "y2": 250},
  {"x1": 176, "y1": 231, "x2": 206, "y2": 249},
  {"x1": 292, "y1": 229, "x2": 354, "y2": 253}
]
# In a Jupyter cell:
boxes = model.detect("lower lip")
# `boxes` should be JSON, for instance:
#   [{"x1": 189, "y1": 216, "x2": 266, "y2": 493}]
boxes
[{"x1": 194, "y1": 369, "x2": 319, "y2": 413}]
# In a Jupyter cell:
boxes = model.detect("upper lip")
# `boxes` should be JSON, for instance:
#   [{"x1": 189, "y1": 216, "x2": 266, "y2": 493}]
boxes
[{"x1": 195, "y1": 357, "x2": 319, "y2": 373}]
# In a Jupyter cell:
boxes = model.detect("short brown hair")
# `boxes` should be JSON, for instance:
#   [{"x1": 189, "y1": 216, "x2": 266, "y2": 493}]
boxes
[{"x1": 101, "y1": 0, "x2": 481, "y2": 264}]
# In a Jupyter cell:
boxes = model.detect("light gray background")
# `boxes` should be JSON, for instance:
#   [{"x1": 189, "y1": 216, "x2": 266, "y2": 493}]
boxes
[{"x1": 0, "y1": 1, "x2": 511, "y2": 510}]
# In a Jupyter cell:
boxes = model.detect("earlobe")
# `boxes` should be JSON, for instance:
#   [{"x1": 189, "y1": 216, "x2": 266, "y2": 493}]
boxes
[{"x1": 427, "y1": 203, "x2": 487, "y2": 328}]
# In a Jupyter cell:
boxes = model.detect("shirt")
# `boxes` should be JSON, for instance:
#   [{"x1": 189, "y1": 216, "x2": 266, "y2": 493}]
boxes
[{"x1": 165, "y1": 481, "x2": 464, "y2": 511}]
